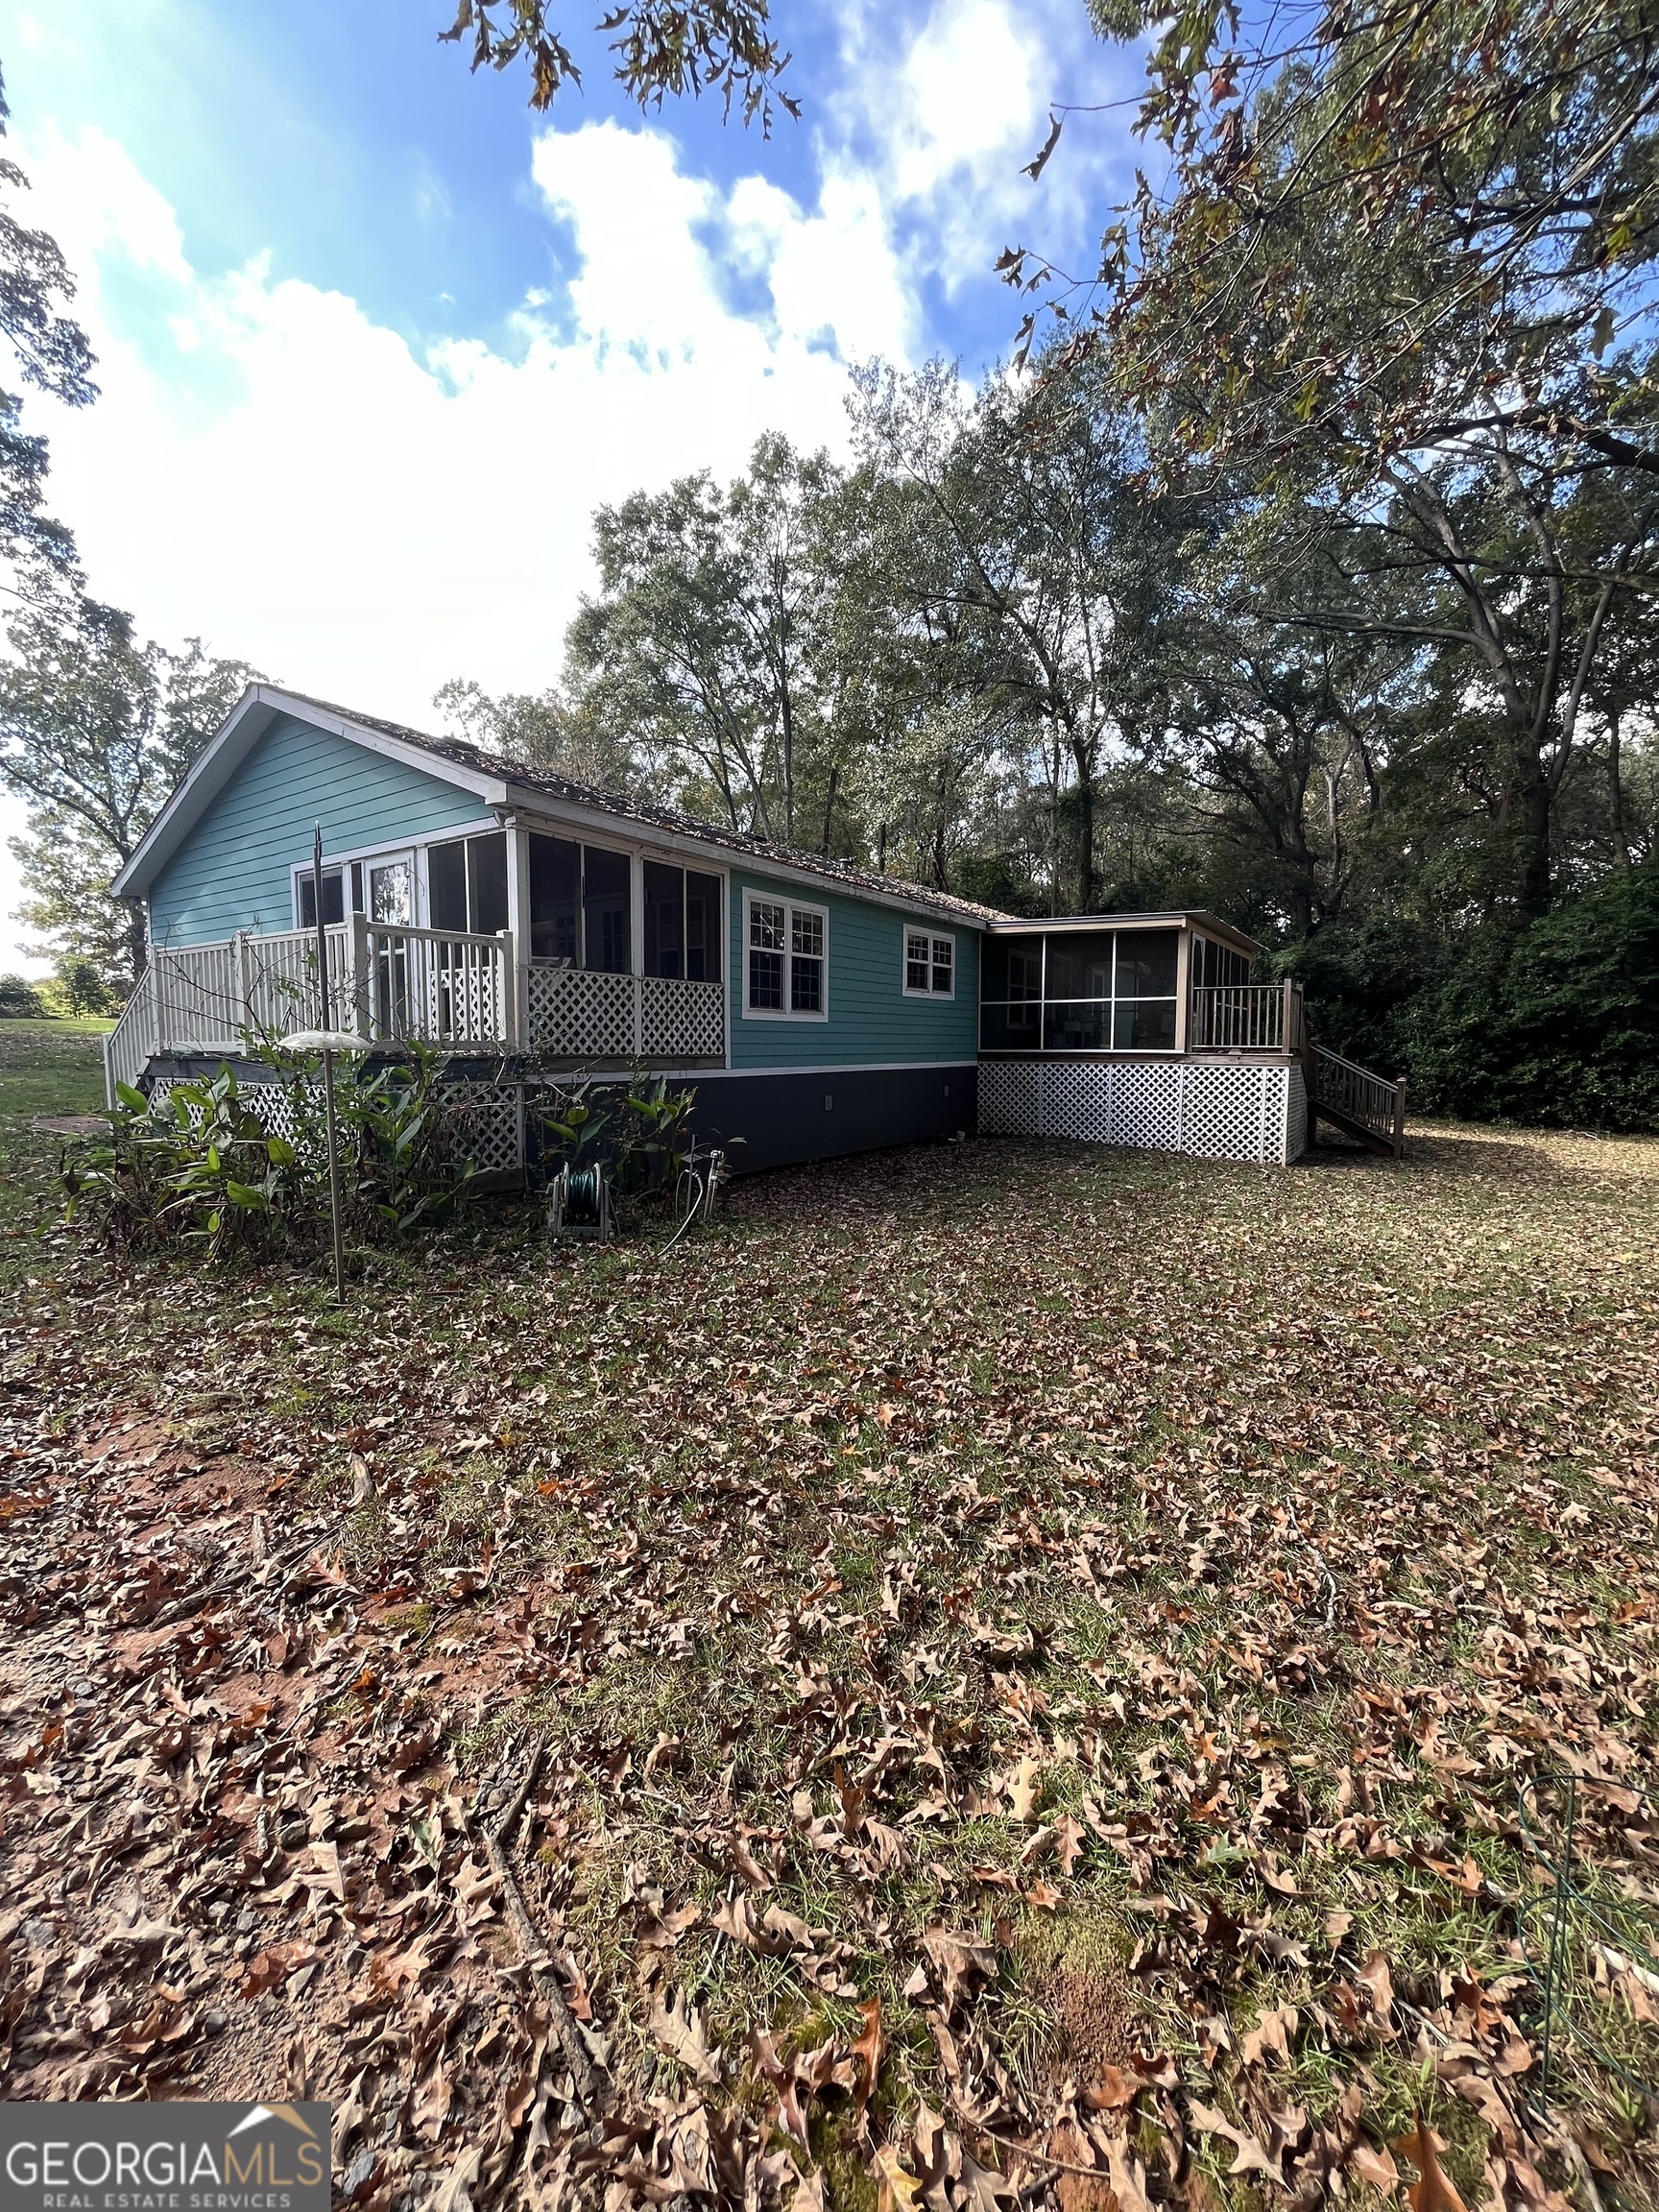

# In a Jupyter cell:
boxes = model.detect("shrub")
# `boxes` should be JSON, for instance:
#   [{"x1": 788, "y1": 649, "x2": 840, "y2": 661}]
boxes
[
  {"x1": 63, "y1": 1046, "x2": 476, "y2": 1265},
  {"x1": 1406, "y1": 864, "x2": 1659, "y2": 1130},
  {"x1": 1278, "y1": 864, "x2": 1659, "y2": 1130},
  {"x1": 0, "y1": 973, "x2": 45, "y2": 1018}
]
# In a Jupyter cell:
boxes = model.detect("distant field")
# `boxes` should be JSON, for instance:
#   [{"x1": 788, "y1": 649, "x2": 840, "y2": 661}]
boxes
[{"x1": 0, "y1": 1016, "x2": 111, "y2": 1119}]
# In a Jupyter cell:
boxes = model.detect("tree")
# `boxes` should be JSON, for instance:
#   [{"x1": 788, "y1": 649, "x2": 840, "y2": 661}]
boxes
[
  {"x1": 1012, "y1": 0, "x2": 1659, "y2": 498},
  {"x1": 439, "y1": 0, "x2": 798, "y2": 127},
  {"x1": 0, "y1": 971, "x2": 41, "y2": 1017},
  {"x1": 0, "y1": 605, "x2": 256, "y2": 991},
  {"x1": 852, "y1": 357, "x2": 1182, "y2": 913},
  {"x1": 433, "y1": 675, "x2": 639, "y2": 792},
  {"x1": 51, "y1": 952, "x2": 108, "y2": 1016},
  {"x1": 0, "y1": 61, "x2": 98, "y2": 595},
  {"x1": 565, "y1": 438, "x2": 853, "y2": 848}
]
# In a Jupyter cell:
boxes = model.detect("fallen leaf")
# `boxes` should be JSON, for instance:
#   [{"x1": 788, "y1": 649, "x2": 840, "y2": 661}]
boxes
[
  {"x1": 649, "y1": 1984, "x2": 720, "y2": 2084},
  {"x1": 1391, "y1": 2112, "x2": 1469, "y2": 2212}
]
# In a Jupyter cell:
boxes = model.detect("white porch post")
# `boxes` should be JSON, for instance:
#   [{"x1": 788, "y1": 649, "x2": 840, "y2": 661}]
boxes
[
  {"x1": 503, "y1": 818, "x2": 532, "y2": 1050},
  {"x1": 349, "y1": 909, "x2": 372, "y2": 1039},
  {"x1": 1173, "y1": 925, "x2": 1192, "y2": 1055},
  {"x1": 630, "y1": 852, "x2": 645, "y2": 1056}
]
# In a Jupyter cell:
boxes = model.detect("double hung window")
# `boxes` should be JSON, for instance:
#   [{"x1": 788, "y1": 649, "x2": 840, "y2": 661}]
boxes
[
  {"x1": 903, "y1": 927, "x2": 955, "y2": 998},
  {"x1": 746, "y1": 894, "x2": 827, "y2": 1019}
]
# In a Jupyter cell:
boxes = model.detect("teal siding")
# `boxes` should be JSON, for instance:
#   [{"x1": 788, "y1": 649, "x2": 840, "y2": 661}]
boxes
[
  {"x1": 728, "y1": 869, "x2": 980, "y2": 1069},
  {"x1": 148, "y1": 715, "x2": 493, "y2": 944}
]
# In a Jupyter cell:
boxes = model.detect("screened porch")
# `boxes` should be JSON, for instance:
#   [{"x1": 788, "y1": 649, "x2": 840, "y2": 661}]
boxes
[{"x1": 978, "y1": 913, "x2": 1306, "y2": 1059}]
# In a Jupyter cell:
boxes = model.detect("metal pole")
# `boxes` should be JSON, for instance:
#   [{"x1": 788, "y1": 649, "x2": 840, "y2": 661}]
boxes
[{"x1": 313, "y1": 824, "x2": 346, "y2": 1304}]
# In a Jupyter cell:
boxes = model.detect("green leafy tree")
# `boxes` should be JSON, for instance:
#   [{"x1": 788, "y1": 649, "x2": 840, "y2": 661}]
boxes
[
  {"x1": 49, "y1": 952, "x2": 108, "y2": 1016},
  {"x1": 1016, "y1": 0, "x2": 1659, "y2": 495},
  {"x1": 0, "y1": 61, "x2": 98, "y2": 593},
  {"x1": 852, "y1": 356, "x2": 1183, "y2": 913},
  {"x1": 432, "y1": 675, "x2": 639, "y2": 792},
  {"x1": 565, "y1": 437, "x2": 852, "y2": 847},
  {"x1": 0, "y1": 604, "x2": 256, "y2": 991}
]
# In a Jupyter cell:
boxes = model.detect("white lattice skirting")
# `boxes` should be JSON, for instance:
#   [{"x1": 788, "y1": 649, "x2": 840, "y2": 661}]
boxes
[
  {"x1": 147, "y1": 1076, "x2": 525, "y2": 1179},
  {"x1": 978, "y1": 1059, "x2": 1308, "y2": 1166}
]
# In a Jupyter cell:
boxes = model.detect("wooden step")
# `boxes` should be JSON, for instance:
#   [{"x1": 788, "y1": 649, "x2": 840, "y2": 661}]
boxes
[{"x1": 1310, "y1": 1097, "x2": 1400, "y2": 1158}]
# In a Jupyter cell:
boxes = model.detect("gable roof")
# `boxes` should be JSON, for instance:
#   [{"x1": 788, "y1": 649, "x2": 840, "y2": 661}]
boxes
[{"x1": 112, "y1": 684, "x2": 1009, "y2": 929}]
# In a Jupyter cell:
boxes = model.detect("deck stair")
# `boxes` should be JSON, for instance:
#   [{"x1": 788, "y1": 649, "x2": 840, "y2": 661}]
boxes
[{"x1": 1307, "y1": 1043, "x2": 1407, "y2": 1158}]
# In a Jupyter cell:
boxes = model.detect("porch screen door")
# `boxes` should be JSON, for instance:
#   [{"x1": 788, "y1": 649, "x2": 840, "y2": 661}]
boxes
[{"x1": 368, "y1": 855, "x2": 414, "y2": 1033}]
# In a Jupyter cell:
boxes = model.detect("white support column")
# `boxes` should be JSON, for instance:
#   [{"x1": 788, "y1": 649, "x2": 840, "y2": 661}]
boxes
[
  {"x1": 631, "y1": 853, "x2": 645, "y2": 1056},
  {"x1": 349, "y1": 909, "x2": 372, "y2": 1038},
  {"x1": 1174, "y1": 925, "x2": 1192, "y2": 1055},
  {"x1": 503, "y1": 817, "x2": 532, "y2": 1050}
]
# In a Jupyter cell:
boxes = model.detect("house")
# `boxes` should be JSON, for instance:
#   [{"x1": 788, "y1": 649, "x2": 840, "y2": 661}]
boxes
[{"x1": 107, "y1": 686, "x2": 1406, "y2": 1174}]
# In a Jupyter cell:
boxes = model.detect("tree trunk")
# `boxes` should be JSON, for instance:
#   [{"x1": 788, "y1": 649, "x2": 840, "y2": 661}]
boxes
[
  {"x1": 1509, "y1": 727, "x2": 1553, "y2": 916},
  {"x1": 126, "y1": 901, "x2": 149, "y2": 996},
  {"x1": 1071, "y1": 740, "x2": 1094, "y2": 913},
  {"x1": 1609, "y1": 714, "x2": 1631, "y2": 866}
]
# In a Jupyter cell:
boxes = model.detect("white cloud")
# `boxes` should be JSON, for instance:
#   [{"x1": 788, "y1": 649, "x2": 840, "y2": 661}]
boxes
[
  {"x1": 0, "y1": 113, "x2": 922, "y2": 967},
  {"x1": 0, "y1": 0, "x2": 1139, "y2": 972}
]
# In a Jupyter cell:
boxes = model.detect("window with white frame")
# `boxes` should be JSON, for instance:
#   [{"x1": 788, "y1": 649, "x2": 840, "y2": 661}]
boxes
[
  {"x1": 745, "y1": 892, "x2": 828, "y2": 1019},
  {"x1": 903, "y1": 926, "x2": 954, "y2": 998}
]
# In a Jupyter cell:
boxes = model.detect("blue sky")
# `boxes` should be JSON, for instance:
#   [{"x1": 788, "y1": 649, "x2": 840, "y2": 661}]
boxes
[{"x1": 0, "y1": 0, "x2": 1142, "y2": 968}]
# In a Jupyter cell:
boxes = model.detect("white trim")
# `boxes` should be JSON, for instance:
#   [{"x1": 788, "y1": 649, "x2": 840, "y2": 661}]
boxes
[
  {"x1": 902, "y1": 925, "x2": 956, "y2": 1000},
  {"x1": 740, "y1": 887, "x2": 830, "y2": 1022}
]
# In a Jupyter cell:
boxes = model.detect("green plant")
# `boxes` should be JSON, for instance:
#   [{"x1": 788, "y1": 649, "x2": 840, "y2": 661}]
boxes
[
  {"x1": 530, "y1": 1076, "x2": 611, "y2": 1180},
  {"x1": 612, "y1": 1071, "x2": 698, "y2": 1196},
  {"x1": 63, "y1": 1069, "x2": 301, "y2": 1262},
  {"x1": 63, "y1": 1045, "x2": 476, "y2": 1267},
  {"x1": 0, "y1": 973, "x2": 45, "y2": 1018}
]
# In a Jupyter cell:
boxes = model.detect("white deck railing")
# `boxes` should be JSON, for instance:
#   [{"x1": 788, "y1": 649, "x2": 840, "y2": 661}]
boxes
[
  {"x1": 1189, "y1": 980, "x2": 1305, "y2": 1054},
  {"x1": 104, "y1": 922, "x2": 727, "y2": 1102}
]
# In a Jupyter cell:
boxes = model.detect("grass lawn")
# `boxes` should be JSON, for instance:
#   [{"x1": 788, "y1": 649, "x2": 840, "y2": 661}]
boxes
[{"x1": 0, "y1": 1038, "x2": 1654, "y2": 2210}]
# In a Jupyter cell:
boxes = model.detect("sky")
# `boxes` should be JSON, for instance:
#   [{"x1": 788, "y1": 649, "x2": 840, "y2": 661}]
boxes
[{"x1": 0, "y1": 0, "x2": 1142, "y2": 974}]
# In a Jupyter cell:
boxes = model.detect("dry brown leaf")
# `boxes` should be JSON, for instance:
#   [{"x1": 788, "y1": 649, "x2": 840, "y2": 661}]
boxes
[
  {"x1": 875, "y1": 2143, "x2": 924, "y2": 2212},
  {"x1": 1238, "y1": 2001, "x2": 1297, "y2": 2067},
  {"x1": 648, "y1": 1984, "x2": 720, "y2": 2085},
  {"x1": 1188, "y1": 2101, "x2": 1281, "y2": 2185},
  {"x1": 1348, "y1": 2140, "x2": 1399, "y2": 2191},
  {"x1": 851, "y1": 1995, "x2": 884, "y2": 2116},
  {"x1": 1391, "y1": 2112, "x2": 1470, "y2": 2212},
  {"x1": 921, "y1": 1926, "x2": 997, "y2": 2015}
]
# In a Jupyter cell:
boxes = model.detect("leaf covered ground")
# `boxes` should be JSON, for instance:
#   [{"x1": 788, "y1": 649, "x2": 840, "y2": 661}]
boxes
[{"x1": 1, "y1": 1035, "x2": 1656, "y2": 2212}]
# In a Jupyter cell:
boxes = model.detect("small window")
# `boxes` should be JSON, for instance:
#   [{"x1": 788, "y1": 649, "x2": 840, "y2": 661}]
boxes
[
  {"x1": 902, "y1": 926, "x2": 955, "y2": 998},
  {"x1": 745, "y1": 892, "x2": 828, "y2": 1020}
]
